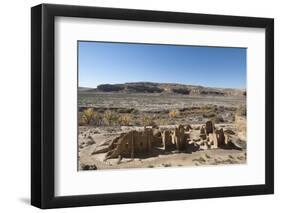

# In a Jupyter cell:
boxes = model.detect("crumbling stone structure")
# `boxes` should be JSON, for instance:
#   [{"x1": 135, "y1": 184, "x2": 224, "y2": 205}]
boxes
[
  {"x1": 184, "y1": 124, "x2": 193, "y2": 131},
  {"x1": 104, "y1": 128, "x2": 153, "y2": 160},
  {"x1": 92, "y1": 120, "x2": 242, "y2": 162},
  {"x1": 196, "y1": 121, "x2": 227, "y2": 149},
  {"x1": 200, "y1": 125, "x2": 207, "y2": 140},
  {"x1": 161, "y1": 130, "x2": 173, "y2": 151},
  {"x1": 208, "y1": 132, "x2": 218, "y2": 148},
  {"x1": 205, "y1": 120, "x2": 214, "y2": 134},
  {"x1": 216, "y1": 128, "x2": 226, "y2": 148},
  {"x1": 171, "y1": 125, "x2": 189, "y2": 151},
  {"x1": 152, "y1": 128, "x2": 163, "y2": 146}
]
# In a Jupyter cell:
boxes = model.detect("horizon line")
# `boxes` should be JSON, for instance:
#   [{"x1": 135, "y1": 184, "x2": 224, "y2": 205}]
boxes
[{"x1": 78, "y1": 81, "x2": 246, "y2": 90}]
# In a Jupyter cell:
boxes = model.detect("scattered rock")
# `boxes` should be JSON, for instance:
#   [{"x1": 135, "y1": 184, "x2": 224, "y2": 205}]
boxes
[{"x1": 81, "y1": 164, "x2": 97, "y2": 170}]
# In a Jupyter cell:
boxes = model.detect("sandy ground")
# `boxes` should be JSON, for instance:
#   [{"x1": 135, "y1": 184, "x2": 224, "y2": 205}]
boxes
[
  {"x1": 78, "y1": 125, "x2": 246, "y2": 171},
  {"x1": 78, "y1": 93, "x2": 246, "y2": 171}
]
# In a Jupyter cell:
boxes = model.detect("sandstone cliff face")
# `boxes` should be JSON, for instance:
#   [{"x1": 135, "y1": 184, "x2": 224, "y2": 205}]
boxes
[{"x1": 79, "y1": 82, "x2": 246, "y2": 97}]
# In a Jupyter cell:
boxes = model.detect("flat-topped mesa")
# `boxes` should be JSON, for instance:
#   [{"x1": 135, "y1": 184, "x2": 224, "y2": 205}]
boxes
[{"x1": 83, "y1": 82, "x2": 246, "y2": 97}]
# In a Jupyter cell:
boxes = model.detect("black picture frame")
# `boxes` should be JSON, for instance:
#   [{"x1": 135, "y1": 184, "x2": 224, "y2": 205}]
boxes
[{"x1": 31, "y1": 3, "x2": 274, "y2": 209}]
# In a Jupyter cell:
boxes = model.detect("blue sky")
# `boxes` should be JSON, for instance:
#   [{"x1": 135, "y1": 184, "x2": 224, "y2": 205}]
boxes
[{"x1": 78, "y1": 41, "x2": 246, "y2": 89}]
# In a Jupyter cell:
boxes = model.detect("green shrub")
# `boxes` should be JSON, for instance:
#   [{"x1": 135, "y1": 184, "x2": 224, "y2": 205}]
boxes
[
  {"x1": 81, "y1": 108, "x2": 95, "y2": 125},
  {"x1": 157, "y1": 119, "x2": 169, "y2": 126},
  {"x1": 103, "y1": 110, "x2": 119, "y2": 126},
  {"x1": 118, "y1": 114, "x2": 131, "y2": 126},
  {"x1": 169, "y1": 110, "x2": 180, "y2": 118},
  {"x1": 141, "y1": 115, "x2": 155, "y2": 127}
]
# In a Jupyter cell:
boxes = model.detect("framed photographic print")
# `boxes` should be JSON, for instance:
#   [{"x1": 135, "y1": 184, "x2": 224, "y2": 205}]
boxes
[{"x1": 31, "y1": 3, "x2": 274, "y2": 209}]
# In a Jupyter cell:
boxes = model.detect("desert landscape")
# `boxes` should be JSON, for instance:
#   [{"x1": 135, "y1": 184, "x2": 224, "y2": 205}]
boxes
[{"x1": 78, "y1": 82, "x2": 247, "y2": 171}]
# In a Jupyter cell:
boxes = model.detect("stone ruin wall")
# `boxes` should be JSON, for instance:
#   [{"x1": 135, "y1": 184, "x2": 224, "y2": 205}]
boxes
[{"x1": 92, "y1": 120, "x2": 242, "y2": 161}]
